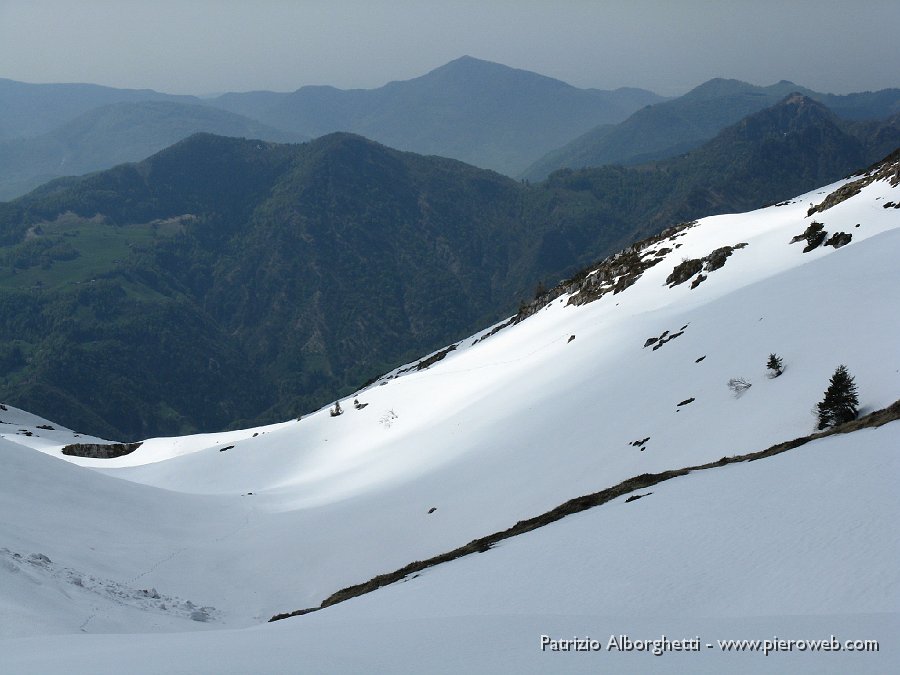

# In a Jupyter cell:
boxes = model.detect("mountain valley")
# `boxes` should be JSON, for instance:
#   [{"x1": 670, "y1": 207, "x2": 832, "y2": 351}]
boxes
[{"x1": 2, "y1": 152, "x2": 898, "y2": 672}]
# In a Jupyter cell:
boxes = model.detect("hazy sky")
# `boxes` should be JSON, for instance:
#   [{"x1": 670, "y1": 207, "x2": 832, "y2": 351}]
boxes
[{"x1": 1, "y1": 1, "x2": 898, "y2": 97}]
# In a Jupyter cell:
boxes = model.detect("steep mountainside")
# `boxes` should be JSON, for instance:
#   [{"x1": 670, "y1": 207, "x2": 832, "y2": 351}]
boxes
[
  {"x1": 1, "y1": 156, "x2": 897, "y2": 672},
  {"x1": 523, "y1": 78, "x2": 900, "y2": 180},
  {"x1": 210, "y1": 56, "x2": 663, "y2": 175},
  {"x1": 544, "y1": 95, "x2": 900, "y2": 234},
  {"x1": 0, "y1": 134, "x2": 552, "y2": 439},
  {"x1": 646, "y1": 94, "x2": 900, "y2": 223},
  {"x1": 0, "y1": 101, "x2": 306, "y2": 200},
  {"x1": 1, "y1": 92, "x2": 898, "y2": 440}
]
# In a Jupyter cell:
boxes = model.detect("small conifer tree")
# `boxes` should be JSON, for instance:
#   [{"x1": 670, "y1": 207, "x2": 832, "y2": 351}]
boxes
[
  {"x1": 816, "y1": 365, "x2": 858, "y2": 429},
  {"x1": 766, "y1": 353, "x2": 784, "y2": 377}
]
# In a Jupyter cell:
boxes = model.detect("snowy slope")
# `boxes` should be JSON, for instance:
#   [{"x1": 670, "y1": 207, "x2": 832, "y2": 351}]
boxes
[
  {"x1": 0, "y1": 403, "x2": 108, "y2": 449},
  {"x1": 1, "y1": 155, "x2": 898, "y2": 672},
  {"x1": 5, "y1": 426, "x2": 896, "y2": 674}
]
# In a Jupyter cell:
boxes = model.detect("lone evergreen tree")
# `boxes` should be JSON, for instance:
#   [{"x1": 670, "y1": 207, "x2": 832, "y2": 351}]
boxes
[
  {"x1": 816, "y1": 365, "x2": 858, "y2": 429},
  {"x1": 766, "y1": 353, "x2": 784, "y2": 377}
]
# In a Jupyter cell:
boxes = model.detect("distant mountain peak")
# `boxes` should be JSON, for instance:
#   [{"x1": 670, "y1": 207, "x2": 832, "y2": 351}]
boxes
[
  {"x1": 698, "y1": 93, "x2": 836, "y2": 148},
  {"x1": 419, "y1": 55, "x2": 571, "y2": 88},
  {"x1": 765, "y1": 92, "x2": 836, "y2": 123},
  {"x1": 780, "y1": 92, "x2": 820, "y2": 107},
  {"x1": 440, "y1": 55, "x2": 521, "y2": 70},
  {"x1": 306, "y1": 131, "x2": 389, "y2": 156},
  {"x1": 686, "y1": 78, "x2": 757, "y2": 99},
  {"x1": 685, "y1": 78, "x2": 810, "y2": 102},
  {"x1": 446, "y1": 54, "x2": 488, "y2": 66}
]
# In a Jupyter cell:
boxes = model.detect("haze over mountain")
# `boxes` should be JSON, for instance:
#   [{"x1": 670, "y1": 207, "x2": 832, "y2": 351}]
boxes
[
  {"x1": 523, "y1": 78, "x2": 900, "y2": 180},
  {"x1": 0, "y1": 57, "x2": 662, "y2": 200},
  {"x1": 2, "y1": 153, "x2": 898, "y2": 672},
  {"x1": 210, "y1": 56, "x2": 663, "y2": 176},
  {"x1": 634, "y1": 94, "x2": 900, "y2": 225},
  {"x1": 0, "y1": 77, "x2": 199, "y2": 141},
  {"x1": 5, "y1": 59, "x2": 899, "y2": 204},
  {"x1": 535, "y1": 94, "x2": 900, "y2": 254},
  {"x1": 0, "y1": 101, "x2": 306, "y2": 200},
  {"x1": 1, "y1": 92, "x2": 897, "y2": 440}
]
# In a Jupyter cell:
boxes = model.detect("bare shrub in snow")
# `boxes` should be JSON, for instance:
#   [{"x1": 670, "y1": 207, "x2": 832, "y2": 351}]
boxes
[
  {"x1": 727, "y1": 377, "x2": 752, "y2": 397},
  {"x1": 379, "y1": 410, "x2": 398, "y2": 428}
]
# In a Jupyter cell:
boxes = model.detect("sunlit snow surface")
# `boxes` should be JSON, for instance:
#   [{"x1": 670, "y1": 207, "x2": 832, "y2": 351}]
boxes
[{"x1": 1, "y1": 171, "x2": 898, "y2": 673}]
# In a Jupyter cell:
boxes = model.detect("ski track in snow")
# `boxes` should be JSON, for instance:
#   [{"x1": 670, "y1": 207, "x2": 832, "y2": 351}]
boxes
[{"x1": 124, "y1": 500, "x2": 259, "y2": 608}]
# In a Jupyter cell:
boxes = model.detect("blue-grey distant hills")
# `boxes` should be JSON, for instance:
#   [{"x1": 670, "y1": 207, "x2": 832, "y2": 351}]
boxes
[
  {"x1": 208, "y1": 56, "x2": 664, "y2": 175},
  {"x1": 522, "y1": 78, "x2": 900, "y2": 180},
  {"x1": 0, "y1": 78, "x2": 200, "y2": 140},
  {"x1": 5, "y1": 60, "x2": 898, "y2": 204},
  {"x1": 0, "y1": 57, "x2": 660, "y2": 199},
  {"x1": 0, "y1": 101, "x2": 306, "y2": 200}
]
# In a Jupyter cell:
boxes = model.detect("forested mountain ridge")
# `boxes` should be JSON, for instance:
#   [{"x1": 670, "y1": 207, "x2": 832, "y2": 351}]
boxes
[
  {"x1": 0, "y1": 134, "x2": 566, "y2": 439},
  {"x1": 523, "y1": 77, "x2": 900, "y2": 180},
  {"x1": 1, "y1": 92, "x2": 897, "y2": 440},
  {"x1": 0, "y1": 101, "x2": 306, "y2": 200}
]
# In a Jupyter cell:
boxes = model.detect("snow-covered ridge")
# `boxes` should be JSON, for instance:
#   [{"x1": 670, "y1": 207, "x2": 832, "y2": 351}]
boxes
[
  {"x1": 1, "y1": 154, "x2": 898, "y2": 672},
  {"x1": 519, "y1": 149, "x2": 900, "y2": 324}
]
